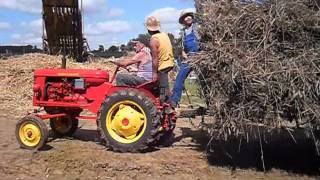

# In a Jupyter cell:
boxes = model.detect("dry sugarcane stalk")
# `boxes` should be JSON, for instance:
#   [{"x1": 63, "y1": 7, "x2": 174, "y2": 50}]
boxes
[{"x1": 192, "y1": 0, "x2": 320, "y2": 142}]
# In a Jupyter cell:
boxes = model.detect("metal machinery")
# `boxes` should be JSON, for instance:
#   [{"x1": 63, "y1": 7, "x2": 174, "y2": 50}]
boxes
[
  {"x1": 15, "y1": 64, "x2": 177, "y2": 152},
  {"x1": 42, "y1": 0, "x2": 86, "y2": 62}
]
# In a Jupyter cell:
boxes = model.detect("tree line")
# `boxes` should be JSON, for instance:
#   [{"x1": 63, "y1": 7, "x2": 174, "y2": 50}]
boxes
[{"x1": 91, "y1": 33, "x2": 182, "y2": 59}]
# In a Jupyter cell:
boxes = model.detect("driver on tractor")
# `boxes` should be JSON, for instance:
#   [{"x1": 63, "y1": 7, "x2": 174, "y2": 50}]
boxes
[{"x1": 111, "y1": 40, "x2": 153, "y2": 87}]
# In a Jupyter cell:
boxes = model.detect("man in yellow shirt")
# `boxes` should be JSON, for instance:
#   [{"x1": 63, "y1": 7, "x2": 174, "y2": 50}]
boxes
[{"x1": 145, "y1": 16, "x2": 174, "y2": 105}]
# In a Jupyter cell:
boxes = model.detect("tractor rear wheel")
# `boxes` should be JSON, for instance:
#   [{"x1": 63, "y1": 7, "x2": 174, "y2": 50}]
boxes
[
  {"x1": 15, "y1": 115, "x2": 48, "y2": 150},
  {"x1": 97, "y1": 89, "x2": 161, "y2": 152},
  {"x1": 50, "y1": 115, "x2": 79, "y2": 137}
]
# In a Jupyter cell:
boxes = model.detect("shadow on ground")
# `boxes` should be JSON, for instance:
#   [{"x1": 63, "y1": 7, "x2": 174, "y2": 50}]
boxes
[
  {"x1": 48, "y1": 123, "x2": 320, "y2": 176},
  {"x1": 177, "y1": 125, "x2": 320, "y2": 176},
  {"x1": 49, "y1": 128, "x2": 160, "y2": 153}
]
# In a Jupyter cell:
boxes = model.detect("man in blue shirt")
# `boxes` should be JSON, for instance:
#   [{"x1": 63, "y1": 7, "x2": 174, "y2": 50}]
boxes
[{"x1": 171, "y1": 10, "x2": 200, "y2": 108}]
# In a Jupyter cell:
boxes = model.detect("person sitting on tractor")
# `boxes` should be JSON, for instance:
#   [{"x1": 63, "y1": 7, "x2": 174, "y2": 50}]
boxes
[
  {"x1": 146, "y1": 16, "x2": 175, "y2": 105},
  {"x1": 111, "y1": 40, "x2": 153, "y2": 86},
  {"x1": 171, "y1": 10, "x2": 200, "y2": 108}
]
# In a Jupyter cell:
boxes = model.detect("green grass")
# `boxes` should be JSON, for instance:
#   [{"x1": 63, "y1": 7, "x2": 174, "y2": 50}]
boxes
[{"x1": 170, "y1": 79, "x2": 206, "y2": 106}]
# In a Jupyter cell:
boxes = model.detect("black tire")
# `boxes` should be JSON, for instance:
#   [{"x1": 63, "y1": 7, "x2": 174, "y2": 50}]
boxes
[
  {"x1": 15, "y1": 115, "x2": 48, "y2": 150},
  {"x1": 50, "y1": 115, "x2": 79, "y2": 137},
  {"x1": 97, "y1": 89, "x2": 161, "y2": 152}
]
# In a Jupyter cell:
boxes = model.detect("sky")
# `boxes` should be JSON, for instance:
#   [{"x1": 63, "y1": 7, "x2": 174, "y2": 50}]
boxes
[{"x1": 0, "y1": 0, "x2": 195, "y2": 49}]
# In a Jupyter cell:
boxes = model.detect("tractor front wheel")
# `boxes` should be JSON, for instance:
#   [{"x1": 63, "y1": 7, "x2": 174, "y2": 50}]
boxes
[
  {"x1": 97, "y1": 89, "x2": 161, "y2": 152},
  {"x1": 50, "y1": 115, "x2": 79, "y2": 137},
  {"x1": 15, "y1": 115, "x2": 48, "y2": 150}
]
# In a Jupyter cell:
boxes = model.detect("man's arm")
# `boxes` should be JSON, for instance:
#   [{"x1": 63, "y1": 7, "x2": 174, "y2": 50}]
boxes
[
  {"x1": 111, "y1": 53, "x2": 144, "y2": 67},
  {"x1": 150, "y1": 37, "x2": 160, "y2": 81}
]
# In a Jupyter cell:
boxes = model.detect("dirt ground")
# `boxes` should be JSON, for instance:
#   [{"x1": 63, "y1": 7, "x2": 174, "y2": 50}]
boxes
[
  {"x1": 0, "y1": 55, "x2": 319, "y2": 179},
  {"x1": 0, "y1": 107, "x2": 319, "y2": 180}
]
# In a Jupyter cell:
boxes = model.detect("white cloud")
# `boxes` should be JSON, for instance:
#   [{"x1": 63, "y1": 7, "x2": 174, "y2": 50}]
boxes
[
  {"x1": 147, "y1": 7, "x2": 195, "y2": 37},
  {"x1": 106, "y1": 8, "x2": 124, "y2": 18},
  {"x1": 11, "y1": 33, "x2": 42, "y2": 46},
  {"x1": 83, "y1": 0, "x2": 107, "y2": 14},
  {"x1": 0, "y1": 0, "x2": 41, "y2": 14},
  {"x1": 0, "y1": 22, "x2": 11, "y2": 30},
  {"x1": 86, "y1": 20, "x2": 131, "y2": 35},
  {"x1": 148, "y1": 7, "x2": 195, "y2": 24},
  {"x1": 21, "y1": 19, "x2": 42, "y2": 35},
  {"x1": 0, "y1": 0, "x2": 108, "y2": 14},
  {"x1": 8, "y1": 18, "x2": 42, "y2": 46}
]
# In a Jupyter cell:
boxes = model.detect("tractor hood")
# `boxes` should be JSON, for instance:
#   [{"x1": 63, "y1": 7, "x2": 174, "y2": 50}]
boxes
[{"x1": 34, "y1": 69, "x2": 109, "y2": 80}]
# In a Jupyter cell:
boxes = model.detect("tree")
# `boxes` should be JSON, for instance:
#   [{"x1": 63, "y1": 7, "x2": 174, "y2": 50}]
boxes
[
  {"x1": 168, "y1": 33, "x2": 183, "y2": 59},
  {"x1": 98, "y1": 45, "x2": 104, "y2": 52}
]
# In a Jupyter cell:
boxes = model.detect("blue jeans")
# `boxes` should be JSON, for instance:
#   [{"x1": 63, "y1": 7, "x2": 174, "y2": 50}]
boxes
[{"x1": 171, "y1": 62, "x2": 192, "y2": 106}]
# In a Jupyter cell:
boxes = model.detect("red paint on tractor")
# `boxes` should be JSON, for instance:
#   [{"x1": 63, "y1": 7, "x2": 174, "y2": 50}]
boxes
[
  {"x1": 32, "y1": 68, "x2": 160, "y2": 118},
  {"x1": 27, "y1": 131, "x2": 32, "y2": 138},
  {"x1": 122, "y1": 118, "x2": 129, "y2": 126}
]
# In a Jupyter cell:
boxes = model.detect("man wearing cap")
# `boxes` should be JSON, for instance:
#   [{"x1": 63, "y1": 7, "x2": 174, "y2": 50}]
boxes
[
  {"x1": 111, "y1": 41, "x2": 153, "y2": 86},
  {"x1": 171, "y1": 10, "x2": 200, "y2": 108},
  {"x1": 145, "y1": 16, "x2": 175, "y2": 105}
]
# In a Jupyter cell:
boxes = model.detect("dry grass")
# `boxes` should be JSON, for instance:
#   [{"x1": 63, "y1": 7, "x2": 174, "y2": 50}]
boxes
[
  {"x1": 0, "y1": 53, "x2": 115, "y2": 114},
  {"x1": 192, "y1": 0, "x2": 320, "y2": 141}
]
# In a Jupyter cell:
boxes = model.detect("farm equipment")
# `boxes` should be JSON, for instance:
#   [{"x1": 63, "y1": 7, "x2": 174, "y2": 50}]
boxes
[
  {"x1": 15, "y1": 63, "x2": 177, "y2": 152},
  {"x1": 42, "y1": 0, "x2": 87, "y2": 62}
]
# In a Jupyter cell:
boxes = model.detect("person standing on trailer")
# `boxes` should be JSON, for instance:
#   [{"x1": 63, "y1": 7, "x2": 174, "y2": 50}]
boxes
[{"x1": 171, "y1": 10, "x2": 200, "y2": 108}]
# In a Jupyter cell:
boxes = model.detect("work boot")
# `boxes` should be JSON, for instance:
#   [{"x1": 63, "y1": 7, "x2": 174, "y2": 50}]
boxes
[
  {"x1": 171, "y1": 100, "x2": 178, "y2": 109},
  {"x1": 164, "y1": 106, "x2": 175, "y2": 114}
]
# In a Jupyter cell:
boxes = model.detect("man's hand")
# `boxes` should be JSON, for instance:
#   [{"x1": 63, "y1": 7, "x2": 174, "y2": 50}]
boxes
[
  {"x1": 182, "y1": 51, "x2": 188, "y2": 60},
  {"x1": 127, "y1": 66, "x2": 138, "y2": 72},
  {"x1": 109, "y1": 60, "x2": 120, "y2": 66},
  {"x1": 152, "y1": 72, "x2": 158, "y2": 82}
]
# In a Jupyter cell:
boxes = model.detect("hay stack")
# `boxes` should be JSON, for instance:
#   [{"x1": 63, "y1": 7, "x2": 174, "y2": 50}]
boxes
[
  {"x1": 0, "y1": 53, "x2": 115, "y2": 114},
  {"x1": 192, "y1": 0, "x2": 320, "y2": 140}
]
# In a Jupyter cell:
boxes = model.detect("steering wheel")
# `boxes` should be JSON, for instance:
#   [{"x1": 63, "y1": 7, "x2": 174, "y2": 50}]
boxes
[
  {"x1": 108, "y1": 60, "x2": 131, "y2": 83},
  {"x1": 108, "y1": 60, "x2": 131, "y2": 72}
]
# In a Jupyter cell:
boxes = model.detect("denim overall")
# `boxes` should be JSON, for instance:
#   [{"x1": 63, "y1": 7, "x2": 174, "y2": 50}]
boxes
[{"x1": 171, "y1": 26, "x2": 199, "y2": 106}]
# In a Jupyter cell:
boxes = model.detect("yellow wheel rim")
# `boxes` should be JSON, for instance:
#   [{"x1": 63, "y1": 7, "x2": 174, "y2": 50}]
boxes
[
  {"x1": 106, "y1": 100, "x2": 147, "y2": 144},
  {"x1": 19, "y1": 122, "x2": 41, "y2": 147}
]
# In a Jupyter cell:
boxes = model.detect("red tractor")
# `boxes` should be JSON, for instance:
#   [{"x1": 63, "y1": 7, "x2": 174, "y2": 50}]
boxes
[{"x1": 15, "y1": 65, "x2": 176, "y2": 152}]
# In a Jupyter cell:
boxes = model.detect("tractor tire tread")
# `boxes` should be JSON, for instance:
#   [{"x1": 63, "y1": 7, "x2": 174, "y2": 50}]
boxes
[
  {"x1": 97, "y1": 89, "x2": 161, "y2": 153},
  {"x1": 15, "y1": 115, "x2": 49, "y2": 150}
]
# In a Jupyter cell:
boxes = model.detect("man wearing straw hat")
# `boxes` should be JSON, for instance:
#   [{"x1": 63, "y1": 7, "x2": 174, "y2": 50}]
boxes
[
  {"x1": 171, "y1": 10, "x2": 200, "y2": 108},
  {"x1": 145, "y1": 16, "x2": 174, "y2": 105},
  {"x1": 110, "y1": 40, "x2": 153, "y2": 86}
]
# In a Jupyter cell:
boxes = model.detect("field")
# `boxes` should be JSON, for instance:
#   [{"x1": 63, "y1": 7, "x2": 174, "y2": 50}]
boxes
[{"x1": 0, "y1": 54, "x2": 319, "y2": 179}]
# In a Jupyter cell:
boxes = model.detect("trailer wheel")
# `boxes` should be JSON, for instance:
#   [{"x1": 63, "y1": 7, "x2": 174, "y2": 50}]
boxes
[
  {"x1": 98, "y1": 89, "x2": 161, "y2": 152},
  {"x1": 15, "y1": 115, "x2": 48, "y2": 150},
  {"x1": 50, "y1": 115, "x2": 79, "y2": 137}
]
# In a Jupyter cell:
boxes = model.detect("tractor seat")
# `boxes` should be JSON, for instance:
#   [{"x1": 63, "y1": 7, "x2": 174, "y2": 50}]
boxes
[
  {"x1": 137, "y1": 80, "x2": 158, "y2": 89},
  {"x1": 137, "y1": 80, "x2": 160, "y2": 96}
]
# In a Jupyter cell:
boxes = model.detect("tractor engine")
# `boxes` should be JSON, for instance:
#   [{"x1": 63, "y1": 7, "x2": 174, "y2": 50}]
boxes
[
  {"x1": 33, "y1": 69, "x2": 109, "y2": 105},
  {"x1": 46, "y1": 80, "x2": 85, "y2": 102}
]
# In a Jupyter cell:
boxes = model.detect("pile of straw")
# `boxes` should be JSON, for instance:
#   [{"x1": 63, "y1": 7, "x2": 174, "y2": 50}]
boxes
[{"x1": 192, "y1": 0, "x2": 320, "y2": 140}]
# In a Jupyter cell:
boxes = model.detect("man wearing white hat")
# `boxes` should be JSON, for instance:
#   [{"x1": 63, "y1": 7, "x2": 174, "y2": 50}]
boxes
[
  {"x1": 171, "y1": 10, "x2": 200, "y2": 108},
  {"x1": 145, "y1": 16, "x2": 175, "y2": 105}
]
